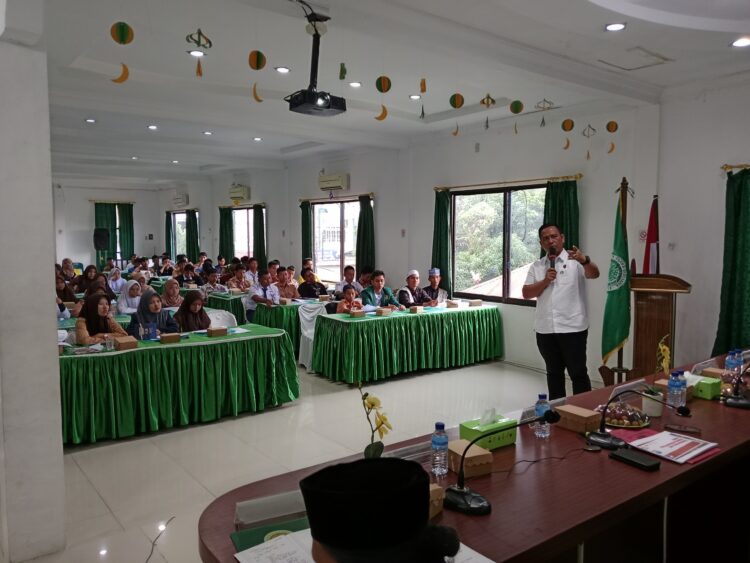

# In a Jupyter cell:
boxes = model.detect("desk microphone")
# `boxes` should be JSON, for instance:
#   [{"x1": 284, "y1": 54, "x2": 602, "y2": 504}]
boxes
[
  {"x1": 444, "y1": 409, "x2": 561, "y2": 516},
  {"x1": 725, "y1": 367, "x2": 750, "y2": 409},
  {"x1": 587, "y1": 389, "x2": 691, "y2": 450}
]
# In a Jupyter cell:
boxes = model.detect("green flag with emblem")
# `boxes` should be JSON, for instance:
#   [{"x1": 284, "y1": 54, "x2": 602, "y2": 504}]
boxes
[{"x1": 602, "y1": 197, "x2": 630, "y2": 363}]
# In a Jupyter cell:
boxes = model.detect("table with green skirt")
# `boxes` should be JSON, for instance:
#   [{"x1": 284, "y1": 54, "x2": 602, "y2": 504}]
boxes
[
  {"x1": 58, "y1": 314, "x2": 131, "y2": 331},
  {"x1": 253, "y1": 303, "x2": 304, "y2": 357},
  {"x1": 59, "y1": 324, "x2": 299, "y2": 445},
  {"x1": 207, "y1": 293, "x2": 248, "y2": 324},
  {"x1": 311, "y1": 305, "x2": 503, "y2": 383}
]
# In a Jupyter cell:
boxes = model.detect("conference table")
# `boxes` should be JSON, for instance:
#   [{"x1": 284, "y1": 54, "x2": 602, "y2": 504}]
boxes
[
  {"x1": 59, "y1": 324, "x2": 299, "y2": 445},
  {"x1": 311, "y1": 305, "x2": 503, "y2": 383},
  {"x1": 253, "y1": 302, "x2": 308, "y2": 357},
  {"x1": 197, "y1": 374, "x2": 750, "y2": 563},
  {"x1": 207, "y1": 293, "x2": 248, "y2": 324}
]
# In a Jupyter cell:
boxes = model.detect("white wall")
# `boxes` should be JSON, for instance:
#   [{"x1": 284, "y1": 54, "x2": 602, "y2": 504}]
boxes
[{"x1": 659, "y1": 75, "x2": 750, "y2": 364}]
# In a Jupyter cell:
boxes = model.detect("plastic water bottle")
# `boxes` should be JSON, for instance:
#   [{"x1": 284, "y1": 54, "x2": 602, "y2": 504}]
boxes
[
  {"x1": 677, "y1": 370, "x2": 687, "y2": 407},
  {"x1": 534, "y1": 394, "x2": 551, "y2": 439},
  {"x1": 430, "y1": 422, "x2": 449, "y2": 477},
  {"x1": 667, "y1": 371, "x2": 682, "y2": 408}
]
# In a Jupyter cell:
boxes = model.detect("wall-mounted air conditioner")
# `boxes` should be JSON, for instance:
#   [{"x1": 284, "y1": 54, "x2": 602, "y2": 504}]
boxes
[
  {"x1": 172, "y1": 193, "x2": 189, "y2": 207},
  {"x1": 229, "y1": 183, "x2": 251, "y2": 202},
  {"x1": 318, "y1": 173, "x2": 349, "y2": 191}
]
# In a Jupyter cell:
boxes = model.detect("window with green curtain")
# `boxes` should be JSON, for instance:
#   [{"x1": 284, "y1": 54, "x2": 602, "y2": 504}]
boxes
[
  {"x1": 185, "y1": 210, "x2": 200, "y2": 262},
  {"x1": 300, "y1": 201, "x2": 313, "y2": 264},
  {"x1": 94, "y1": 203, "x2": 117, "y2": 269},
  {"x1": 253, "y1": 205, "x2": 267, "y2": 267},
  {"x1": 165, "y1": 211, "x2": 174, "y2": 259},
  {"x1": 431, "y1": 190, "x2": 452, "y2": 296},
  {"x1": 117, "y1": 203, "x2": 134, "y2": 260},
  {"x1": 542, "y1": 180, "x2": 579, "y2": 256},
  {"x1": 713, "y1": 169, "x2": 750, "y2": 355},
  {"x1": 218, "y1": 207, "x2": 234, "y2": 259},
  {"x1": 355, "y1": 195, "x2": 375, "y2": 278}
]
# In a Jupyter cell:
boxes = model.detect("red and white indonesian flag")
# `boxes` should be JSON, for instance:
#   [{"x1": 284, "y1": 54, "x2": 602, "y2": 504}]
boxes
[{"x1": 642, "y1": 196, "x2": 659, "y2": 275}]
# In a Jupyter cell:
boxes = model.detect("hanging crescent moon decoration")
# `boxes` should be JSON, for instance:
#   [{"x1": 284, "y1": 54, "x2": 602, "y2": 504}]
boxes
[
  {"x1": 375, "y1": 105, "x2": 388, "y2": 121},
  {"x1": 563, "y1": 138, "x2": 571, "y2": 150},
  {"x1": 608, "y1": 142, "x2": 616, "y2": 154},
  {"x1": 252, "y1": 82, "x2": 264, "y2": 102},
  {"x1": 111, "y1": 63, "x2": 130, "y2": 83},
  {"x1": 452, "y1": 123, "x2": 459, "y2": 136}
]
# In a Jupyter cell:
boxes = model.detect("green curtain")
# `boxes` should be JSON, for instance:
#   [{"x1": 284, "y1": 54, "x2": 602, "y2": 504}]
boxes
[
  {"x1": 253, "y1": 205, "x2": 267, "y2": 267},
  {"x1": 542, "y1": 180, "x2": 580, "y2": 255},
  {"x1": 219, "y1": 207, "x2": 234, "y2": 259},
  {"x1": 117, "y1": 204, "x2": 134, "y2": 260},
  {"x1": 94, "y1": 203, "x2": 117, "y2": 269},
  {"x1": 186, "y1": 210, "x2": 200, "y2": 262},
  {"x1": 712, "y1": 169, "x2": 750, "y2": 355},
  {"x1": 430, "y1": 190, "x2": 453, "y2": 296},
  {"x1": 165, "y1": 212, "x2": 174, "y2": 259},
  {"x1": 300, "y1": 201, "x2": 313, "y2": 263},
  {"x1": 355, "y1": 195, "x2": 375, "y2": 277}
]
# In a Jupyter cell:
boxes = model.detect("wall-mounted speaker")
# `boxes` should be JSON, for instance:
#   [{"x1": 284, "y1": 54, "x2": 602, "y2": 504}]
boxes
[{"x1": 93, "y1": 228, "x2": 110, "y2": 251}]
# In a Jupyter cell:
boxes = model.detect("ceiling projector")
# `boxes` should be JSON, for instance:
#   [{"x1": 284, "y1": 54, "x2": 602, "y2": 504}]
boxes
[{"x1": 286, "y1": 0, "x2": 346, "y2": 116}]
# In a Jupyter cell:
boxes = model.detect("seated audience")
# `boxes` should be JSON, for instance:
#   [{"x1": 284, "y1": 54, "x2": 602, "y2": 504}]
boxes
[
  {"x1": 125, "y1": 254, "x2": 139, "y2": 273},
  {"x1": 287, "y1": 265, "x2": 299, "y2": 288},
  {"x1": 87, "y1": 276, "x2": 117, "y2": 302},
  {"x1": 61, "y1": 258, "x2": 76, "y2": 282},
  {"x1": 298, "y1": 268, "x2": 328, "y2": 298},
  {"x1": 159, "y1": 257, "x2": 174, "y2": 276},
  {"x1": 174, "y1": 290, "x2": 211, "y2": 331},
  {"x1": 151, "y1": 255, "x2": 161, "y2": 272},
  {"x1": 360, "y1": 270, "x2": 403, "y2": 310},
  {"x1": 55, "y1": 263, "x2": 63, "y2": 277},
  {"x1": 398, "y1": 270, "x2": 437, "y2": 307},
  {"x1": 56, "y1": 298, "x2": 70, "y2": 321},
  {"x1": 172, "y1": 257, "x2": 188, "y2": 278},
  {"x1": 358, "y1": 266, "x2": 374, "y2": 289},
  {"x1": 127, "y1": 291, "x2": 179, "y2": 339},
  {"x1": 201, "y1": 266, "x2": 228, "y2": 298},
  {"x1": 299, "y1": 458, "x2": 460, "y2": 563},
  {"x1": 246, "y1": 270, "x2": 280, "y2": 322},
  {"x1": 102, "y1": 257, "x2": 115, "y2": 272},
  {"x1": 267, "y1": 260, "x2": 280, "y2": 280},
  {"x1": 73, "y1": 265, "x2": 98, "y2": 294},
  {"x1": 297, "y1": 258, "x2": 321, "y2": 284},
  {"x1": 56, "y1": 275, "x2": 77, "y2": 303},
  {"x1": 275, "y1": 267, "x2": 300, "y2": 299},
  {"x1": 227, "y1": 264, "x2": 252, "y2": 291},
  {"x1": 215, "y1": 255, "x2": 226, "y2": 275},
  {"x1": 335, "y1": 265, "x2": 363, "y2": 297},
  {"x1": 161, "y1": 278, "x2": 184, "y2": 307},
  {"x1": 117, "y1": 280, "x2": 142, "y2": 314},
  {"x1": 336, "y1": 285, "x2": 363, "y2": 313},
  {"x1": 195, "y1": 252, "x2": 208, "y2": 273},
  {"x1": 423, "y1": 268, "x2": 448, "y2": 303},
  {"x1": 131, "y1": 272, "x2": 149, "y2": 293},
  {"x1": 176, "y1": 264, "x2": 204, "y2": 287},
  {"x1": 244, "y1": 257, "x2": 260, "y2": 287},
  {"x1": 133, "y1": 257, "x2": 152, "y2": 280},
  {"x1": 75, "y1": 294, "x2": 127, "y2": 345},
  {"x1": 108, "y1": 267, "x2": 126, "y2": 294}
]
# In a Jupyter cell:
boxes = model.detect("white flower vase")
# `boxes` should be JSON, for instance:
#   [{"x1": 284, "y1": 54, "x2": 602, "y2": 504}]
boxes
[{"x1": 641, "y1": 393, "x2": 664, "y2": 418}]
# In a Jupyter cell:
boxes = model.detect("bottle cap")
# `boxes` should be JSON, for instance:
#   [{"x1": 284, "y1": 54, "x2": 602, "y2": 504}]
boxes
[
  {"x1": 435, "y1": 422, "x2": 445, "y2": 431},
  {"x1": 670, "y1": 371, "x2": 680, "y2": 378},
  {"x1": 538, "y1": 394, "x2": 547, "y2": 400}
]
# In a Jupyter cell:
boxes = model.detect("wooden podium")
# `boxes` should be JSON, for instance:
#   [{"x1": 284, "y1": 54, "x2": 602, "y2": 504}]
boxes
[{"x1": 629, "y1": 274, "x2": 691, "y2": 380}]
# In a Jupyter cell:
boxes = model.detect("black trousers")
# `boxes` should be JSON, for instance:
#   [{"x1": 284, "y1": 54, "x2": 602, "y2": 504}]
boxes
[{"x1": 536, "y1": 330, "x2": 591, "y2": 400}]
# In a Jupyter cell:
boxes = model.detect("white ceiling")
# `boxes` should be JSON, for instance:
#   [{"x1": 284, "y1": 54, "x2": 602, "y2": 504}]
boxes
[{"x1": 44, "y1": 0, "x2": 750, "y2": 188}]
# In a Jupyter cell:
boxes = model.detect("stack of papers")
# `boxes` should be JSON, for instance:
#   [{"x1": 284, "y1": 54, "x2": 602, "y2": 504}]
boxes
[{"x1": 629, "y1": 431, "x2": 718, "y2": 464}]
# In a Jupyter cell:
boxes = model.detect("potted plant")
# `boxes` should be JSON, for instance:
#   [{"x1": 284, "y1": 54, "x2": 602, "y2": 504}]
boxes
[{"x1": 641, "y1": 385, "x2": 664, "y2": 418}]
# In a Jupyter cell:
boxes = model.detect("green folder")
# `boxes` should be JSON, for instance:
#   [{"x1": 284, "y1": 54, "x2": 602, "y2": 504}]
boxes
[{"x1": 230, "y1": 516, "x2": 310, "y2": 552}]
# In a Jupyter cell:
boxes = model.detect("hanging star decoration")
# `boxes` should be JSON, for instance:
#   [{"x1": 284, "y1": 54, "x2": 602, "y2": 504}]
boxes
[
  {"x1": 480, "y1": 93, "x2": 496, "y2": 109},
  {"x1": 582, "y1": 124, "x2": 596, "y2": 160},
  {"x1": 186, "y1": 28, "x2": 212, "y2": 77},
  {"x1": 535, "y1": 98, "x2": 554, "y2": 127}
]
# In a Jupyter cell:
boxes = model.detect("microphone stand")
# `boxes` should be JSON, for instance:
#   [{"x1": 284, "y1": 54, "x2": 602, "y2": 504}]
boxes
[
  {"x1": 587, "y1": 389, "x2": 691, "y2": 450},
  {"x1": 725, "y1": 367, "x2": 750, "y2": 409},
  {"x1": 444, "y1": 410, "x2": 561, "y2": 516}
]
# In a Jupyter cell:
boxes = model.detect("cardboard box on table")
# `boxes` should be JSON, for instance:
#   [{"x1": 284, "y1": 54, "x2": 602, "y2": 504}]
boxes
[
  {"x1": 555, "y1": 404, "x2": 600, "y2": 433},
  {"x1": 447, "y1": 440, "x2": 493, "y2": 478}
]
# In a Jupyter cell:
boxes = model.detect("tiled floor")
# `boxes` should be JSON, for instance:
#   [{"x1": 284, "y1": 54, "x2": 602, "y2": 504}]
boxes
[{"x1": 36, "y1": 361, "x2": 547, "y2": 563}]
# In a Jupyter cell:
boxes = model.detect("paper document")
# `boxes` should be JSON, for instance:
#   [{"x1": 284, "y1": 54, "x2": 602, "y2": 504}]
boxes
[
  {"x1": 229, "y1": 327, "x2": 250, "y2": 334},
  {"x1": 361, "y1": 304, "x2": 378, "y2": 312},
  {"x1": 629, "y1": 431, "x2": 718, "y2": 464}
]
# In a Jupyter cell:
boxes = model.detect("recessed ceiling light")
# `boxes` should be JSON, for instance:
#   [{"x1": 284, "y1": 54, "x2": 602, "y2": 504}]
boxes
[
  {"x1": 732, "y1": 37, "x2": 750, "y2": 48},
  {"x1": 147, "y1": 125, "x2": 158, "y2": 131},
  {"x1": 274, "y1": 66, "x2": 290, "y2": 74},
  {"x1": 253, "y1": 137, "x2": 263, "y2": 142},
  {"x1": 188, "y1": 50, "x2": 205, "y2": 58},
  {"x1": 172, "y1": 160, "x2": 179, "y2": 164},
  {"x1": 203, "y1": 131, "x2": 213, "y2": 136},
  {"x1": 85, "y1": 118, "x2": 96, "y2": 124},
  {"x1": 409, "y1": 94, "x2": 421, "y2": 101},
  {"x1": 348, "y1": 81, "x2": 361, "y2": 88},
  {"x1": 131, "y1": 156, "x2": 139, "y2": 160},
  {"x1": 605, "y1": 23, "x2": 626, "y2": 32},
  {"x1": 99, "y1": 549, "x2": 108, "y2": 556}
]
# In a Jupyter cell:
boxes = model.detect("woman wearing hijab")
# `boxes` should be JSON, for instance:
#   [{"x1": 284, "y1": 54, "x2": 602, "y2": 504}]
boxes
[
  {"x1": 56, "y1": 275, "x2": 77, "y2": 303},
  {"x1": 117, "y1": 280, "x2": 142, "y2": 314},
  {"x1": 161, "y1": 278, "x2": 184, "y2": 307},
  {"x1": 61, "y1": 258, "x2": 76, "y2": 282},
  {"x1": 174, "y1": 290, "x2": 211, "y2": 332},
  {"x1": 127, "y1": 291, "x2": 179, "y2": 339},
  {"x1": 73, "y1": 265, "x2": 98, "y2": 294},
  {"x1": 84, "y1": 277, "x2": 117, "y2": 302},
  {"x1": 75, "y1": 294, "x2": 127, "y2": 345},
  {"x1": 108, "y1": 267, "x2": 126, "y2": 294}
]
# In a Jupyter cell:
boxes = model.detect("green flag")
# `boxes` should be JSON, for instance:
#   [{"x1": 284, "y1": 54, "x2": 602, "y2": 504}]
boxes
[{"x1": 602, "y1": 197, "x2": 630, "y2": 364}]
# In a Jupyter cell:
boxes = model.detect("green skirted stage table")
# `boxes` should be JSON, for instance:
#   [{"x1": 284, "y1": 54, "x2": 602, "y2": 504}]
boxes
[
  {"x1": 58, "y1": 314, "x2": 131, "y2": 330},
  {"x1": 59, "y1": 324, "x2": 299, "y2": 445},
  {"x1": 207, "y1": 293, "x2": 248, "y2": 324},
  {"x1": 311, "y1": 306, "x2": 503, "y2": 383},
  {"x1": 253, "y1": 303, "x2": 303, "y2": 357}
]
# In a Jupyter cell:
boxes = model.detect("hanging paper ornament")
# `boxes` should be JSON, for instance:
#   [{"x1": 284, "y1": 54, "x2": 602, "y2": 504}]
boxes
[
  {"x1": 514, "y1": 122, "x2": 518, "y2": 135},
  {"x1": 251, "y1": 82, "x2": 263, "y2": 102},
  {"x1": 196, "y1": 59, "x2": 203, "y2": 77},
  {"x1": 111, "y1": 63, "x2": 130, "y2": 84},
  {"x1": 606, "y1": 121, "x2": 619, "y2": 133},
  {"x1": 509, "y1": 100, "x2": 524, "y2": 114},
  {"x1": 111, "y1": 22, "x2": 134, "y2": 45},
  {"x1": 186, "y1": 29, "x2": 212, "y2": 77},
  {"x1": 248, "y1": 50, "x2": 267, "y2": 70},
  {"x1": 582, "y1": 124, "x2": 596, "y2": 138},
  {"x1": 449, "y1": 93, "x2": 464, "y2": 109},
  {"x1": 420, "y1": 78, "x2": 427, "y2": 94},
  {"x1": 419, "y1": 105, "x2": 425, "y2": 120},
  {"x1": 452, "y1": 123, "x2": 459, "y2": 136},
  {"x1": 535, "y1": 99, "x2": 553, "y2": 127},
  {"x1": 375, "y1": 76, "x2": 392, "y2": 93},
  {"x1": 540, "y1": 116, "x2": 546, "y2": 127},
  {"x1": 375, "y1": 105, "x2": 388, "y2": 121},
  {"x1": 484, "y1": 116, "x2": 489, "y2": 130},
  {"x1": 561, "y1": 119, "x2": 575, "y2": 132},
  {"x1": 563, "y1": 138, "x2": 571, "y2": 150},
  {"x1": 480, "y1": 93, "x2": 495, "y2": 108},
  {"x1": 608, "y1": 142, "x2": 616, "y2": 154},
  {"x1": 586, "y1": 150, "x2": 591, "y2": 161},
  {"x1": 339, "y1": 63, "x2": 347, "y2": 80}
]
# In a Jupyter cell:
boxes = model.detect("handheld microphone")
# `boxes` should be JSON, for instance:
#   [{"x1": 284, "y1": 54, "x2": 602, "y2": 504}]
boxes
[
  {"x1": 587, "y1": 389, "x2": 691, "y2": 450},
  {"x1": 444, "y1": 409, "x2": 561, "y2": 516},
  {"x1": 548, "y1": 246, "x2": 558, "y2": 270}
]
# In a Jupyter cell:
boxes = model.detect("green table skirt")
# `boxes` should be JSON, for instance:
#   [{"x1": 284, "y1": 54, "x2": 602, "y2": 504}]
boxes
[
  {"x1": 311, "y1": 306, "x2": 503, "y2": 383},
  {"x1": 253, "y1": 304, "x2": 301, "y2": 357},
  {"x1": 208, "y1": 294, "x2": 247, "y2": 324},
  {"x1": 60, "y1": 326, "x2": 299, "y2": 444}
]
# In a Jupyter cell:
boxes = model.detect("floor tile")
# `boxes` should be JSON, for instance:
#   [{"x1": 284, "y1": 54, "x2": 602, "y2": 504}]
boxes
[{"x1": 31, "y1": 529, "x2": 166, "y2": 563}]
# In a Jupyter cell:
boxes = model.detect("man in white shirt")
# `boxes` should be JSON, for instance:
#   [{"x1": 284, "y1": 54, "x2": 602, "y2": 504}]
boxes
[
  {"x1": 244, "y1": 257, "x2": 260, "y2": 288},
  {"x1": 246, "y1": 270, "x2": 280, "y2": 322},
  {"x1": 522, "y1": 223, "x2": 600, "y2": 400},
  {"x1": 335, "y1": 265, "x2": 363, "y2": 297}
]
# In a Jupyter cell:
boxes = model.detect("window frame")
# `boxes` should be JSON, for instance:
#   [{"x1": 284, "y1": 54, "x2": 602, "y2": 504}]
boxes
[
  {"x1": 231, "y1": 207, "x2": 255, "y2": 259},
  {"x1": 450, "y1": 183, "x2": 545, "y2": 307},
  {"x1": 311, "y1": 199, "x2": 363, "y2": 282},
  {"x1": 170, "y1": 210, "x2": 200, "y2": 258}
]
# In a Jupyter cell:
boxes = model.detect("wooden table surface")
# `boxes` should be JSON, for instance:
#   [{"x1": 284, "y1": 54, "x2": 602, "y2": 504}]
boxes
[{"x1": 198, "y1": 376, "x2": 750, "y2": 562}]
